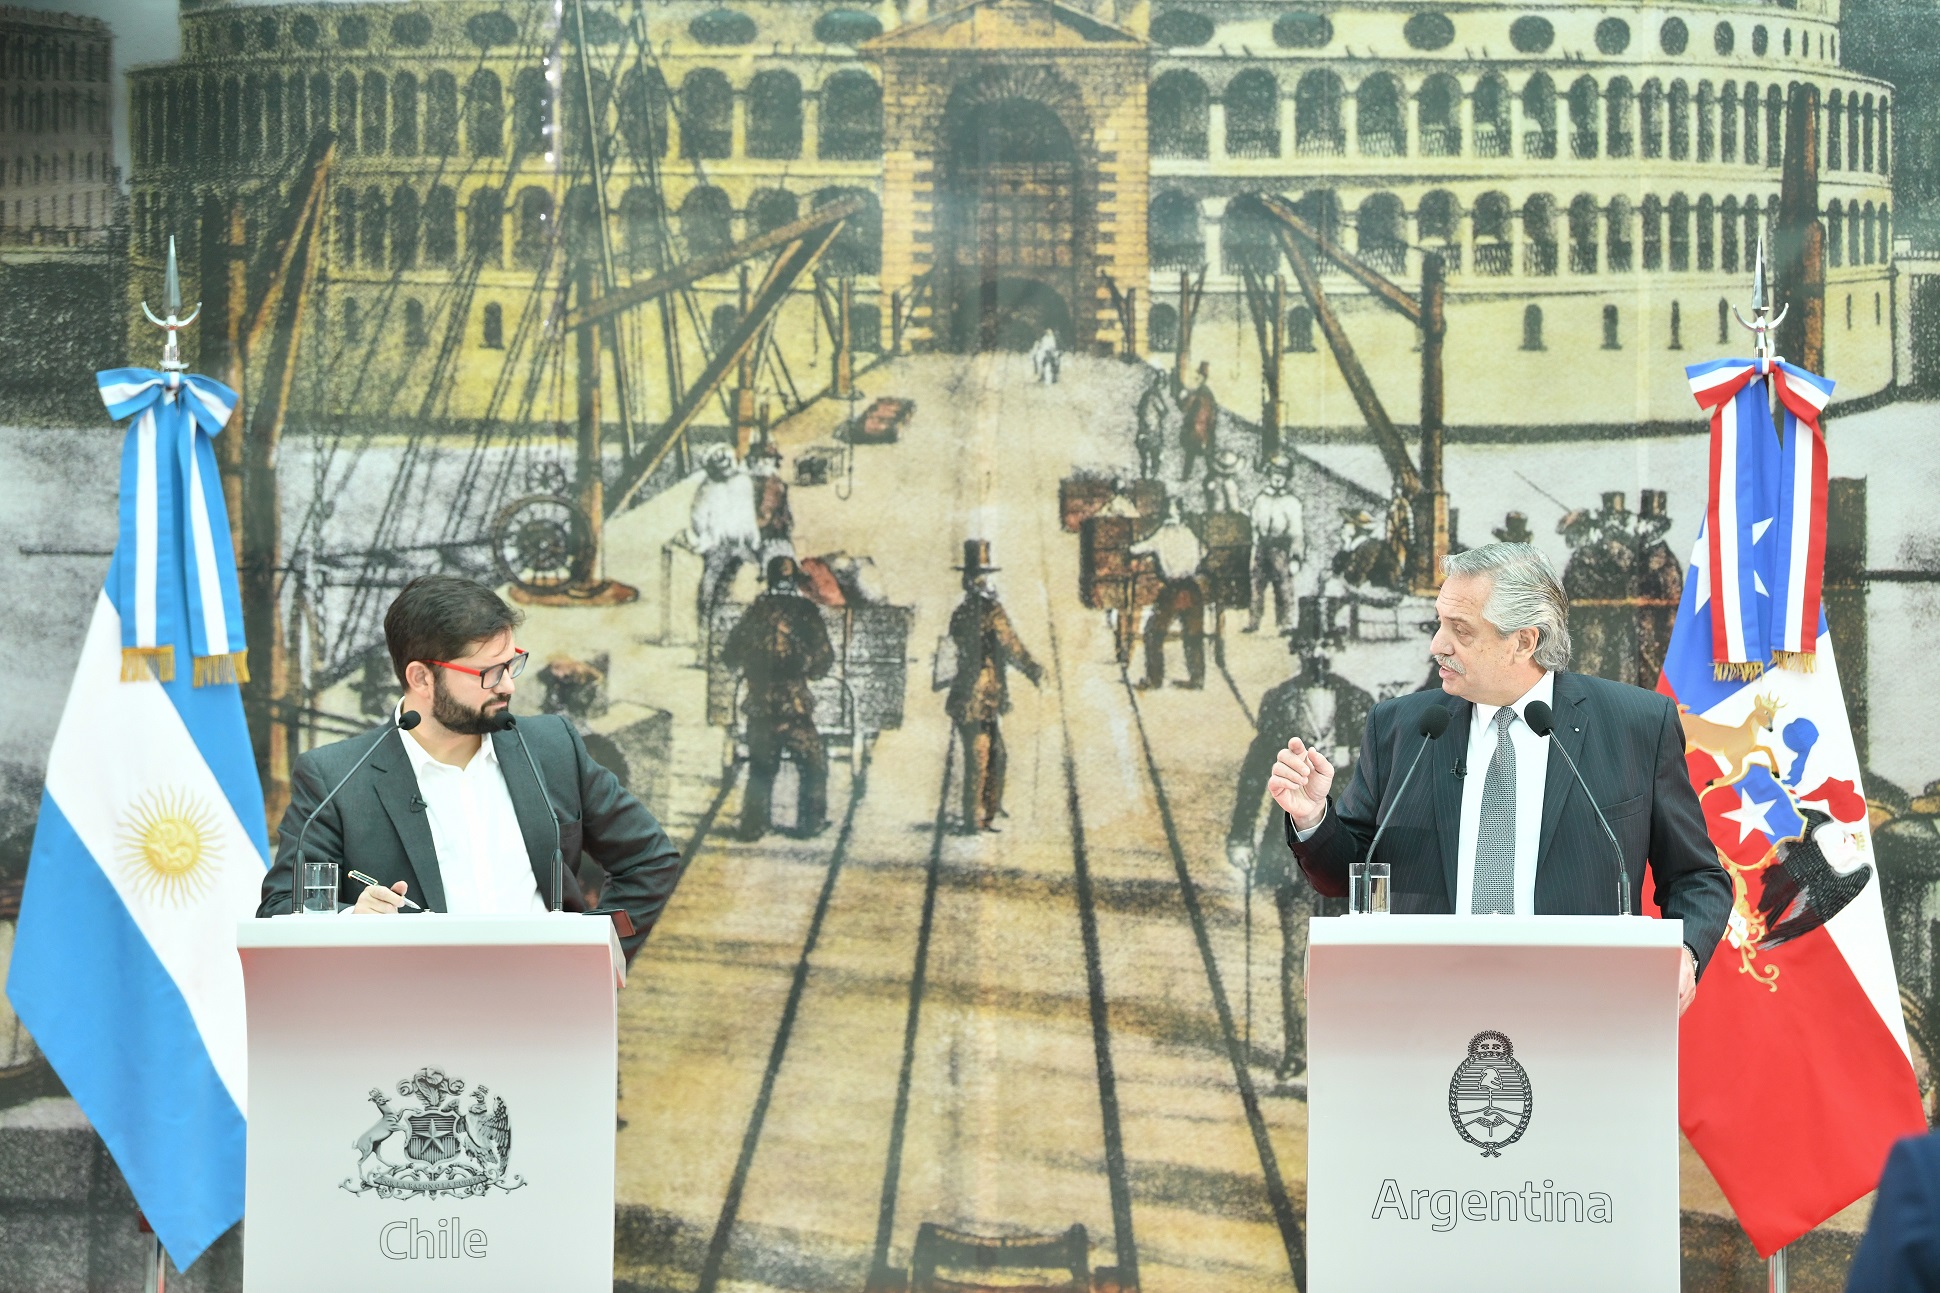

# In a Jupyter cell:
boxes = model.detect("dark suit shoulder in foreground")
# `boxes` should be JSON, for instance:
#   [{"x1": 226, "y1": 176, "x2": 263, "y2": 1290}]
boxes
[{"x1": 1847, "y1": 1133, "x2": 1940, "y2": 1293}]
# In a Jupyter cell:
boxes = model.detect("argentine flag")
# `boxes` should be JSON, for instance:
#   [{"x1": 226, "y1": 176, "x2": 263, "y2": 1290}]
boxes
[{"x1": 7, "y1": 366, "x2": 266, "y2": 1268}]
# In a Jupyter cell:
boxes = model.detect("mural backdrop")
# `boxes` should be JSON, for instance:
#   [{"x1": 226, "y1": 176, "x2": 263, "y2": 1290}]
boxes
[{"x1": 4, "y1": 0, "x2": 1940, "y2": 1288}]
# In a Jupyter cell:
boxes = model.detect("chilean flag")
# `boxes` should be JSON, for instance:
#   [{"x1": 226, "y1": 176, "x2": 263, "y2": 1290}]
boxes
[{"x1": 1658, "y1": 360, "x2": 1924, "y2": 1255}]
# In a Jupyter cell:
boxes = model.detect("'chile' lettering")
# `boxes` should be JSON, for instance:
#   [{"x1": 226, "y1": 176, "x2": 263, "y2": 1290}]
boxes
[{"x1": 379, "y1": 1217, "x2": 489, "y2": 1260}]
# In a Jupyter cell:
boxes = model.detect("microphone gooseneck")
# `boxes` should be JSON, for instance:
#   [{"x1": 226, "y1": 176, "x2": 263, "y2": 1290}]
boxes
[
  {"x1": 292, "y1": 709, "x2": 420, "y2": 911},
  {"x1": 1524, "y1": 699, "x2": 1631, "y2": 917},
  {"x1": 502, "y1": 714, "x2": 565, "y2": 913},
  {"x1": 1364, "y1": 704, "x2": 1453, "y2": 872}
]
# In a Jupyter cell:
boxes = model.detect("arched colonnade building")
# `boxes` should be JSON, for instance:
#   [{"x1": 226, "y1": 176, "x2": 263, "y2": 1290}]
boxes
[{"x1": 126, "y1": 0, "x2": 1897, "y2": 433}]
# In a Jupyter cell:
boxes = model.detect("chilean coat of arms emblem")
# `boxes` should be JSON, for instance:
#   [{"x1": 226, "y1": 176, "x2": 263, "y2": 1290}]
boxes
[
  {"x1": 1448, "y1": 1031, "x2": 1534, "y2": 1158},
  {"x1": 341, "y1": 1066, "x2": 527, "y2": 1198}
]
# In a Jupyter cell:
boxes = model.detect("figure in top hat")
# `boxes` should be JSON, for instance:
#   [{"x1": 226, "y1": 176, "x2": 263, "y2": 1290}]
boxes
[
  {"x1": 1635, "y1": 488, "x2": 1683, "y2": 681},
  {"x1": 1491, "y1": 512, "x2": 1535, "y2": 545},
  {"x1": 722, "y1": 555, "x2": 835, "y2": 840},
  {"x1": 1227, "y1": 638, "x2": 1372, "y2": 1080},
  {"x1": 1179, "y1": 360, "x2": 1219, "y2": 480},
  {"x1": 944, "y1": 540, "x2": 1044, "y2": 834}
]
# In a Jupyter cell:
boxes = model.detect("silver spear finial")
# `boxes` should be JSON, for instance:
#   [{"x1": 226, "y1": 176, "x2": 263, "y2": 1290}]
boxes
[
  {"x1": 1732, "y1": 231, "x2": 1787, "y2": 364},
  {"x1": 139, "y1": 236, "x2": 202, "y2": 374}
]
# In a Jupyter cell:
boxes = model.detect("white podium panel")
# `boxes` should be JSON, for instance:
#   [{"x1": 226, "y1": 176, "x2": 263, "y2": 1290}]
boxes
[
  {"x1": 238, "y1": 914, "x2": 624, "y2": 1293},
  {"x1": 1307, "y1": 915, "x2": 1683, "y2": 1293}
]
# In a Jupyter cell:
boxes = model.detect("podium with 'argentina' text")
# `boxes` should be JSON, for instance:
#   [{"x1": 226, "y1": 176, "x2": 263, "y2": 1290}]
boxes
[
  {"x1": 237, "y1": 914, "x2": 623, "y2": 1292},
  {"x1": 1307, "y1": 914, "x2": 1684, "y2": 1292}
]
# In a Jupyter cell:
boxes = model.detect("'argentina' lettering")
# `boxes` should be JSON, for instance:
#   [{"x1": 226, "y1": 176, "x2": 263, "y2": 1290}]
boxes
[
  {"x1": 378, "y1": 1217, "x2": 490, "y2": 1260},
  {"x1": 1370, "y1": 1178, "x2": 1614, "y2": 1232}
]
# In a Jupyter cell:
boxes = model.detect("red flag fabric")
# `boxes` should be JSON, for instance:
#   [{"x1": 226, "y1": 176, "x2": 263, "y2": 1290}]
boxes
[{"x1": 1655, "y1": 415, "x2": 1925, "y2": 1252}]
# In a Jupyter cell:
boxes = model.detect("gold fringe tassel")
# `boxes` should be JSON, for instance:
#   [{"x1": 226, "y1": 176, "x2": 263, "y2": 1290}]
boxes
[
  {"x1": 1770, "y1": 649, "x2": 1819, "y2": 673},
  {"x1": 1713, "y1": 659, "x2": 1766, "y2": 682},
  {"x1": 120, "y1": 646, "x2": 175, "y2": 683},
  {"x1": 193, "y1": 651, "x2": 250, "y2": 688}
]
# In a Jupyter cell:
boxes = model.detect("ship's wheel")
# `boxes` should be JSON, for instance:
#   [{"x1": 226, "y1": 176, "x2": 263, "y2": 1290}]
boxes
[{"x1": 491, "y1": 494, "x2": 595, "y2": 593}]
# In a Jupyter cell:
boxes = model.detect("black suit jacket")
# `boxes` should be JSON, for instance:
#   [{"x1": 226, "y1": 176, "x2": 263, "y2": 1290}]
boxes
[
  {"x1": 1286, "y1": 671, "x2": 1733, "y2": 977},
  {"x1": 259, "y1": 715, "x2": 682, "y2": 962},
  {"x1": 1847, "y1": 1132, "x2": 1940, "y2": 1292}
]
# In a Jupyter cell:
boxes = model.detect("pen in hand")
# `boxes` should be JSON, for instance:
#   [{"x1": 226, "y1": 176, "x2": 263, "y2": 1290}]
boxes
[{"x1": 347, "y1": 870, "x2": 422, "y2": 911}]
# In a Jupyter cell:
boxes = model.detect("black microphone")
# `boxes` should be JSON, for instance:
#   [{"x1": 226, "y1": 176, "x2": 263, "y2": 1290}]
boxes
[
  {"x1": 292, "y1": 710, "x2": 421, "y2": 911},
  {"x1": 1364, "y1": 704, "x2": 1453, "y2": 872},
  {"x1": 501, "y1": 714, "x2": 565, "y2": 913},
  {"x1": 1524, "y1": 699, "x2": 1631, "y2": 918},
  {"x1": 1453, "y1": 757, "x2": 1466, "y2": 779}
]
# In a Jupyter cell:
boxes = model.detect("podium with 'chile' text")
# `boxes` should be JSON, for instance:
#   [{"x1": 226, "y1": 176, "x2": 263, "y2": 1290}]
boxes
[
  {"x1": 237, "y1": 914, "x2": 622, "y2": 1292},
  {"x1": 1307, "y1": 914, "x2": 1684, "y2": 1292}
]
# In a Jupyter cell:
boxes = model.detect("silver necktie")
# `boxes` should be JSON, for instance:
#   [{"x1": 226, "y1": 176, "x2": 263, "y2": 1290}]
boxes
[{"x1": 1471, "y1": 707, "x2": 1518, "y2": 915}]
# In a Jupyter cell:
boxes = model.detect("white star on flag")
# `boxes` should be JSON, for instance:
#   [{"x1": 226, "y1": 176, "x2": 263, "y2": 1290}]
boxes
[{"x1": 1720, "y1": 785, "x2": 1778, "y2": 843}]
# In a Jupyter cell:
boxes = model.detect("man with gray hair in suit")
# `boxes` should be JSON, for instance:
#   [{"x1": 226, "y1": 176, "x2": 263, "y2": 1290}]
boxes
[{"x1": 1266, "y1": 543, "x2": 1732, "y2": 1016}]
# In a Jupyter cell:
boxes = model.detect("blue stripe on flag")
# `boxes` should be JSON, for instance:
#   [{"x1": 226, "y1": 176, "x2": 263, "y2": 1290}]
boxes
[
  {"x1": 105, "y1": 556, "x2": 269, "y2": 863},
  {"x1": 6, "y1": 794, "x2": 246, "y2": 1268},
  {"x1": 1660, "y1": 545, "x2": 1742, "y2": 713}
]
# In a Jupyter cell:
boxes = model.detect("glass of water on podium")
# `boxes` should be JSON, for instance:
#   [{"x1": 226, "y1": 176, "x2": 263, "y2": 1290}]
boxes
[
  {"x1": 298, "y1": 860, "x2": 338, "y2": 914},
  {"x1": 1363, "y1": 861, "x2": 1392, "y2": 914}
]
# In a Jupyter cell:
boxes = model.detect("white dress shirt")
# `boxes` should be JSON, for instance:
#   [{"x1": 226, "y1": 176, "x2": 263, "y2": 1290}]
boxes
[
  {"x1": 1455, "y1": 671, "x2": 1554, "y2": 916},
  {"x1": 1292, "y1": 671, "x2": 1555, "y2": 913},
  {"x1": 395, "y1": 715, "x2": 547, "y2": 915}
]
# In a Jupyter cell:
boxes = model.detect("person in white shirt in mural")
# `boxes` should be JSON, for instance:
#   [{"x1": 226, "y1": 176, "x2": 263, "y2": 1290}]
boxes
[
  {"x1": 688, "y1": 445, "x2": 763, "y2": 622},
  {"x1": 258, "y1": 576, "x2": 682, "y2": 961},
  {"x1": 1131, "y1": 496, "x2": 1207, "y2": 690},
  {"x1": 1030, "y1": 327, "x2": 1061, "y2": 385}
]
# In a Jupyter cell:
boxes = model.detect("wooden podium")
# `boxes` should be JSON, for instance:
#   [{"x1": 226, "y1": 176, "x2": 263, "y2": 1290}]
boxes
[
  {"x1": 1307, "y1": 915, "x2": 1684, "y2": 1292},
  {"x1": 237, "y1": 914, "x2": 624, "y2": 1292}
]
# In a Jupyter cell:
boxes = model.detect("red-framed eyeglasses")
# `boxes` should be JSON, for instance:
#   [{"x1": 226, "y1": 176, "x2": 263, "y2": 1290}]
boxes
[{"x1": 425, "y1": 649, "x2": 529, "y2": 689}]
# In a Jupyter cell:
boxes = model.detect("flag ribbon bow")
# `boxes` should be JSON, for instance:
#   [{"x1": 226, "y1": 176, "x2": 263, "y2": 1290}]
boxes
[
  {"x1": 1687, "y1": 356, "x2": 1835, "y2": 680},
  {"x1": 97, "y1": 366, "x2": 246, "y2": 686}
]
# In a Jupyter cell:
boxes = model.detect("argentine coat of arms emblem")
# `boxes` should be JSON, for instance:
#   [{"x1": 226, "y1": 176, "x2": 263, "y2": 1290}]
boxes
[
  {"x1": 1448, "y1": 1030, "x2": 1533, "y2": 1158},
  {"x1": 341, "y1": 1066, "x2": 527, "y2": 1199}
]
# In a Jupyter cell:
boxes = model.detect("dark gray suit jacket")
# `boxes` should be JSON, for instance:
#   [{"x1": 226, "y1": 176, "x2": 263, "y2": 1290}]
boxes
[
  {"x1": 1286, "y1": 671, "x2": 1734, "y2": 977},
  {"x1": 259, "y1": 715, "x2": 682, "y2": 962}
]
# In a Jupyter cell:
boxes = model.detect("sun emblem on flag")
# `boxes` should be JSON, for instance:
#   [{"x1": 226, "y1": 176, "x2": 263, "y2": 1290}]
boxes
[{"x1": 116, "y1": 787, "x2": 220, "y2": 906}]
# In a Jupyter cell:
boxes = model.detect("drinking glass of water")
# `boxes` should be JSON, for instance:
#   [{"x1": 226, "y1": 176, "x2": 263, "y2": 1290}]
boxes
[
  {"x1": 1364, "y1": 861, "x2": 1392, "y2": 915},
  {"x1": 298, "y1": 860, "x2": 338, "y2": 914}
]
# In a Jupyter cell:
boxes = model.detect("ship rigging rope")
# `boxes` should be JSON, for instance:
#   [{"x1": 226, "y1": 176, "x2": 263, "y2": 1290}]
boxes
[{"x1": 293, "y1": 0, "x2": 830, "y2": 676}]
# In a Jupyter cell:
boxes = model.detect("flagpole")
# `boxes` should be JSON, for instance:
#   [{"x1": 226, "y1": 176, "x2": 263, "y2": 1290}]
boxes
[
  {"x1": 1732, "y1": 233, "x2": 1789, "y2": 378},
  {"x1": 1736, "y1": 231, "x2": 1796, "y2": 1293},
  {"x1": 137, "y1": 1211, "x2": 167, "y2": 1293}
]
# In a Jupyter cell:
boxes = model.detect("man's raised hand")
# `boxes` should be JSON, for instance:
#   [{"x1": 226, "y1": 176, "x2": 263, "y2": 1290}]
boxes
[{"x1": 1268, "y1": 737, "x2": 1334, "y2": 832}]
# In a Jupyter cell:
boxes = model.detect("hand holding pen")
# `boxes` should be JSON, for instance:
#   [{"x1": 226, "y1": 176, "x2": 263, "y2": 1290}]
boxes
[{"x1": 347, "y1": 870, "x2": 421, "y2": 913}]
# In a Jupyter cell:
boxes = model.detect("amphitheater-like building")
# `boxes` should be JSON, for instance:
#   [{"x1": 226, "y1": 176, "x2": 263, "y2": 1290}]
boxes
[{"x1": 129, "y1": 0, "x2": 1901, "y2": 433}]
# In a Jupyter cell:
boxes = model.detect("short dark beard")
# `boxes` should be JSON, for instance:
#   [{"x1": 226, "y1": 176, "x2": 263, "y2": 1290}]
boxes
[{"x1": 431, "y1": 672, "x2": 507, "y2": 735}]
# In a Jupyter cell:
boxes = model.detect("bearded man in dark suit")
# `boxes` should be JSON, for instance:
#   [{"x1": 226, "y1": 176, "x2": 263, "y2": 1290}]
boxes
[
  {"x1": 259, "y1": 576, "x2": 681, "y2": 961},
  {"x1": 1267, "y1": 543, "x2": 1732, "y2": 1015}
]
